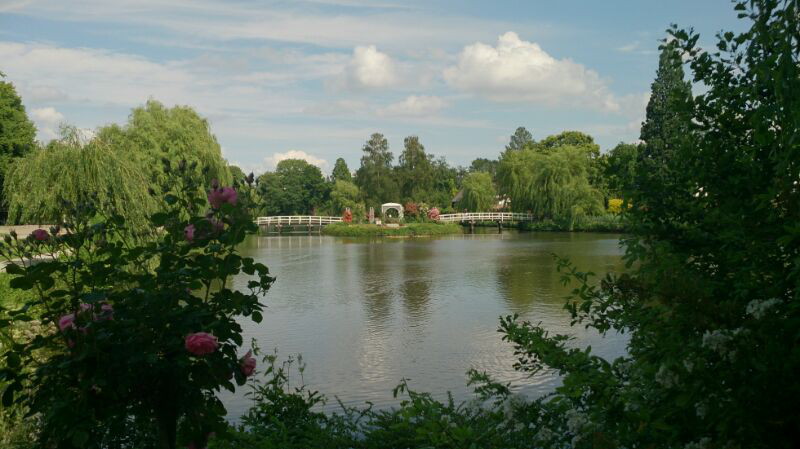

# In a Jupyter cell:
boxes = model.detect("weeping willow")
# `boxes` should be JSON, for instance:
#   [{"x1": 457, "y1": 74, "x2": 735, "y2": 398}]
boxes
[
  {"x1": 497, "y1": 145, "x2": 603, "y2": 220},
  {"x1": 458, "y1": 171, "x2": 496, "y2": 212},
  {"x1": 4, "y1": 128, "x2": 156, "y2": 231},
  {"x1": 96, "y1": 100, "x2": 231, "y2": 189}
]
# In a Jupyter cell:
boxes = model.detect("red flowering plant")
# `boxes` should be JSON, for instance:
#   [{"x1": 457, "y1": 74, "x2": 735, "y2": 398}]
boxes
[{"x1": 0, "y1": 160, "x2": 272, "y2": 449}]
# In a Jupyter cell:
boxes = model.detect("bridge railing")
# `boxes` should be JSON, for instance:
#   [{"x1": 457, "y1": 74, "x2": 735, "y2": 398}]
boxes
[
  {"x1": 256, "y1": 216, "x2": 343, "y2": 226},
  {"x1": 437, "y1": 212, "x2": 535, "y2": 223}
]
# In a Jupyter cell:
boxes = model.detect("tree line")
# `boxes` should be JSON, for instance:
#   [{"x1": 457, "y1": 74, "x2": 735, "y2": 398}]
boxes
[
  {"x1": 250, "y1": 126, "x2": 646, "y2": 223},
  {"x1": 0, "y1": 75, "x2": 645, "y2": 227}
]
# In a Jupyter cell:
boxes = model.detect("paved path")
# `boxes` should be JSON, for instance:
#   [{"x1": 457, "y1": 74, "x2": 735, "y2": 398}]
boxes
[{"x1": 0, "y1": 225, "x2": 53, "y2": 236}]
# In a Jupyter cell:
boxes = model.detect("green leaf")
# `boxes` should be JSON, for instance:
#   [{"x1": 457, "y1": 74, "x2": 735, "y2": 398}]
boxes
[
  {"x1": 4, "y1": 264, "x2": 24, "y2": 275},
  {"x1": 71, "y1": 430, "x2": 89, "y2": 447},
  {"x1": 1, "y1": 382, "x2": 19, "y2": 406},
  {"x1": 5, "y1": 352, "x2": 21, "y2": 368},
  {"x1": 8, "y1": 276, "x2": 33, "y2": 291}
]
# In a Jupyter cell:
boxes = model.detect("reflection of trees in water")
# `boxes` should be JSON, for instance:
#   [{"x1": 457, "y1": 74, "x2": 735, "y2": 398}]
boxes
[
  {"x1": 400, "y1": 243, "x2": 433, "y2": 323},
  {"x1": 496, "y1": 253, "x2": 561, "y2": 313},
  {"x1": 496, "y1": 236, "x2": 626, "y2": 314},
  {"x1": 359, "y1": 242, "x2": 396, "y2": 330}
]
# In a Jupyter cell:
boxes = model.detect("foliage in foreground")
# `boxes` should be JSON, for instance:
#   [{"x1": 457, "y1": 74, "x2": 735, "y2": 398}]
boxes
[
  {"x1": 211, "y1": 351, "x2": 540, "y2": 449},
  {"x1": 0, "y1": 167, "x2": 272, "y2": 449}
]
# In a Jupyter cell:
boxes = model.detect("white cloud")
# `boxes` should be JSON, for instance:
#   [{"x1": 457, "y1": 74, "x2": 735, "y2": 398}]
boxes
[
  {"x1": 0, "y1": 41, "x2": 308, "y2": 123},
  {"x1": 444, "y1": 31, "x2": 619, "y2": 111},
  {"x1": 303, "y1": 99, "x2": 368, "y2": 116},
  {"x1": 30, "y1": 106, "x2": 65, "y2": 140},
  {"x1": 377, "y1": 95, "x2": 447, "y2": 117},
  {"x1": 259, "y1": 150, "x2": 329, "y2": 173},
  {"x1": 617, "y1": 41, "x2": 640, "y2": 53},
  {"x1": 3, "y1": 0, "x2": 520, "y2": 51},
  {"x1": 616, "y1": 41, "x2": 656, "y2": 56},
  {"x1": 336, "y1": 45, "x2": 398, "y2": 90}
]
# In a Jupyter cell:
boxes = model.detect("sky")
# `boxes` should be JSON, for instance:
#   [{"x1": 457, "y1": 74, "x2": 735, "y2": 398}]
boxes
[{"x1": 0, "y1": 0, "x2": 747, "y2": 175}]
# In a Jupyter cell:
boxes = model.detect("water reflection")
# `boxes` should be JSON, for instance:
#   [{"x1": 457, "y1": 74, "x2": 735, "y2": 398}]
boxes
[{"x1": 221, "y1": 231, "x2": 627, "y2": 420}]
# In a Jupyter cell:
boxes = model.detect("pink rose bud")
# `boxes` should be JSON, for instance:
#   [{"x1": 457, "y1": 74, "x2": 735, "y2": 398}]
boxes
[
  {"x1": 31, "y1": 229, "x2": 50, "y2": 241},
  {"x1": 184, "y1": 224, "x2": 196, "y2": 242},
  {"x1": 240, "y1": 350, "x2": 256, "y2": 377},
  {"x1": 58, "y1": 313, "x2": 76, "y2": 332},
  {"x1": 185, "y1": 332, "x2": 219, "y2": 356}
]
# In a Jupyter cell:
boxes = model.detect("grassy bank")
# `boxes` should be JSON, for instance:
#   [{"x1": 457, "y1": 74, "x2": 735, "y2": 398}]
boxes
[
  {"x1": 322, "y1": 222, "x2": 462, "y2": 237},
  {"x1": 518, "y1": 214, "x2": 627, "y2": 233}
]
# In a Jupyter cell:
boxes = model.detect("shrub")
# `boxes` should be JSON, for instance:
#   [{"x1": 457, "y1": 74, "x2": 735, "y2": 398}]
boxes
[
  {"x1": 607, "y1": 198, "x2": 623, "y2": 214},
  {"x1": 0, "y1": 167, "x2": 273, "y2": 448}
]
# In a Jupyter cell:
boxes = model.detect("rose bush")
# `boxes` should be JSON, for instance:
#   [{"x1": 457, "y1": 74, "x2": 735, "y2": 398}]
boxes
[{"x1": 0, "y1": 162, "x2": 273, "y2": 449}]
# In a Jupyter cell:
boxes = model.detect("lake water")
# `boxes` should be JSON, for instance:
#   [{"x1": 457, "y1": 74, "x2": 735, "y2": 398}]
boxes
[{"x1": 221, "y1": 231, "x2": 628, "y2": 419}]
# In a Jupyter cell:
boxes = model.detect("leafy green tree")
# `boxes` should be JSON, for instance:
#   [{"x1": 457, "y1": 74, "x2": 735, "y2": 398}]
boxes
[
  {"x1": 4, "y1": 127, "x2": 155, "y2": 231},
  {"x1": 354, "y1": 133, "x2": 398, "y2": 210},
  {"x1": 256, "y1": 159, "x2": 327, "y2": 215},
  {"x1": 469, "y1": 157, "x2": 498, "y2": 180},
  {"x1": 0, "y1": 76, "x2": 36, "y2": 220},
  {"x1": 532, "y1": 130, "x2": 599, "y2": 156},
  {"x1": 330, "y1": 158, "x2": 352, "y2": 183},
  {"x1": 396, "y1": 135, "x2": 434, "y2": 202},
  {"x1": 429, "y1": 156, "x2": 459, "y2": 210},
  {"x1": 636, "y1": 43, "x2": 693, "y2": 211},
  {"x1": 97, "y1": 100, "x2": 231, "y2": 189},
  {"x1": 497, "y1": 145, "x2": 603, "y2": 221},
  {"x1": 505, "y1": 126, "x2": 533, "y2": 152},
  {"x1": 457, "y1": 172, "x2": 496, "y2": 212},
  {"x1": 605, "y1": 142, "x2": 642, "y2": 198},
  {"x1": 531, "y1": 131, "x2": 607, "y2": 197},
  {"x1": 229, "y1": 165, "x2": 247, "y2": 184},
  {"x1": 500, "y1": 3, "x2": 800, "y2": 448},
  {"x1": 325, "y1": 179, "x2": 366, "y2": 221}
]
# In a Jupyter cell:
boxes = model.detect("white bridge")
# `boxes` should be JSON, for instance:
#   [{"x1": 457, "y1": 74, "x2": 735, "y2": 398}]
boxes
[
  {"x1": 437, "y1": 212, "x2": 535, "y2": 223},
  {"x1": 256, "y1": 216, "x2": 343, "y2": 226},
  {"x1": 254, "y1": 213, "x2": 532, "y2": 234}
]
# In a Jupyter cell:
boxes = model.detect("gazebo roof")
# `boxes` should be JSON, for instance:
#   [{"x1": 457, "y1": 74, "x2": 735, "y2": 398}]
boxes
[{"x1": 381, "y1": 202, "x2": 402, "y2": 207}]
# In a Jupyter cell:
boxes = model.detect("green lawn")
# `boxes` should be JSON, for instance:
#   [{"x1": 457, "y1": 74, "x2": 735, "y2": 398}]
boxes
[
  {"x1": 0, "y1": 272, "x2": 29, "y2": 310},
  {"x1": 322, "y1": 222, "x2": 463, "y2": 237}
]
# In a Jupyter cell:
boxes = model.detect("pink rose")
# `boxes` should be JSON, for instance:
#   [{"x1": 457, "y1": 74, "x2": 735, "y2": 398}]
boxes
[
  {"x1": 185, "y1": 332, "x2": 219, "y2": 356},
  {"x1": 207, "y1": 186, "x2": 237, "y2": 209},
  {"x1": 240, "y1": 350, "x2": 256, "y2": 377},
  {"x1": 96, "y1": 303, "x2": 114, "y2": 321},
  {"x1": 31, "y1": 229, "x2": 49, "y2": 241},
  {"x1": 428, "y1": 207, "x2": 440, "y2": 220},
  {"x1": 58, "y1": 313, "x2": 76, "y2": 332},
  {"x1": 184, "y1": 224, "x2": 196, "y2": 242}
]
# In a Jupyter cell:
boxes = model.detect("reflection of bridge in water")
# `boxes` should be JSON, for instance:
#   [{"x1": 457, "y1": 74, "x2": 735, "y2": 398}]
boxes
[{"x1": 256, "y1": 212, "x2": 535, "y2": 234}]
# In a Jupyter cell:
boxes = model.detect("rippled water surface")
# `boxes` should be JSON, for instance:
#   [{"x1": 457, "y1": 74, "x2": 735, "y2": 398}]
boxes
[{"x1": 221, "y1": 231, "x2": 627, "y2": 418}]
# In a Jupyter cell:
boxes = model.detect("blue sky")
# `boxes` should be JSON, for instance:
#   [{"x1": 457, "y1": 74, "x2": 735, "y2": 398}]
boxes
[{"x1": 0, "y1": 0, "x2": 746, "y2": 174}]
